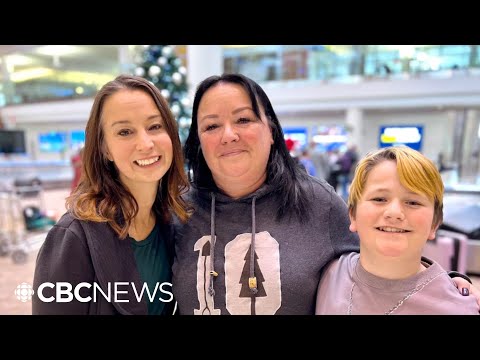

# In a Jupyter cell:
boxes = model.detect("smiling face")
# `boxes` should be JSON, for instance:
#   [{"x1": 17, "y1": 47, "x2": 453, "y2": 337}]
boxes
[
  {"x1": 350, "y1": 160, "x2": 437, "y2": 258},
  {"x1": 102, "y1": 89, "x2": 173, "y2": 190},
  {"x1": 197, "y1": 82, "x2": 274, "y2": 192}
]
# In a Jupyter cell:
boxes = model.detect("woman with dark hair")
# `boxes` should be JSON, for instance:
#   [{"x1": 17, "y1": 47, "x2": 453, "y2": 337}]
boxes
[
  {"x1": 173, "y1": 73, "x2": 478, "y2": 315},
  {"x1": 172, "y1": 73, "x2": 358, "y2": 315},
  {"x1": 33, "y1": 74, "x2": 191, "y2": 315}
]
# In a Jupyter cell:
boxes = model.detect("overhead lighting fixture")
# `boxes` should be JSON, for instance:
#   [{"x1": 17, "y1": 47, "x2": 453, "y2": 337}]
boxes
[
  {"x1": 51, "y1": 71, "x2": 115, "y2": 87},
  {"x1": 5, "y1": 54, "x2": 34, "y2": 67},
  {"x1": 34, "y1": 45, "x2": 83, "y2": 57},
  {"x1": 10, "y1": 67, "x2": 54, "y2": 82}
]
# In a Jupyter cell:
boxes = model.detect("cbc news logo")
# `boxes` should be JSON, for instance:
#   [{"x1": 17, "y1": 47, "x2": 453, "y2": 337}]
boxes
[
  {"x1": 15, "y1": 282, "x2": 35, "y2": 302},
  {"x1": 15, "y1": 281, "x2": 173, "y2": 303}
]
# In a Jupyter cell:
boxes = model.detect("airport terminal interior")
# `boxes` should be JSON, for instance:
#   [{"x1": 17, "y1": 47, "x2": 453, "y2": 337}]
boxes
[{"x1": 0, "y1": 45, "x2": 479, "y2": 314}]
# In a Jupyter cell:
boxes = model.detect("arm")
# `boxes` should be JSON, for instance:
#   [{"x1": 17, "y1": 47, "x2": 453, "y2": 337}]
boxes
[{"x1": 32, "y1": 220, "x2": 95, "y2": 314}]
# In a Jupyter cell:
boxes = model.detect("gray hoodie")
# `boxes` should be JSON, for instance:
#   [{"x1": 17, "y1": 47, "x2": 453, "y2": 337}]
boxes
[{"x1": 172, "y1": 177, "x2": 359, "y2": 315}]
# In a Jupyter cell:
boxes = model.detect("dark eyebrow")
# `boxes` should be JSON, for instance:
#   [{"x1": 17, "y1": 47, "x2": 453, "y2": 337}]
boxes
[
  {"x1": 199, "y1": 106, "x2": 253, "y2": 123},
  {"x1": 111, "y1": 114, "x2": 162, "y2": 128},
  {"x1": 232, "y1": 106, "x2": 253, "y2": 115},
  {"x1": 111, "y1": 120, "x2": 130, "y2": 127},
  {"x1": 199, "y1": 114, "x2": 218, "y2": 123}
]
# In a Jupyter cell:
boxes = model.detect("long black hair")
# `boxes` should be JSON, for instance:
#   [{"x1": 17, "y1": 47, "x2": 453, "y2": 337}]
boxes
[{"x1": 184, "y1": 73, "x2": 312, "y2": 221}]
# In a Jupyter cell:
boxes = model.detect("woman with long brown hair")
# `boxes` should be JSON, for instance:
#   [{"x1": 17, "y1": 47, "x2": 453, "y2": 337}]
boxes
[{"x1": 33, "y1": 75, "x2": 191, "y2": 315}]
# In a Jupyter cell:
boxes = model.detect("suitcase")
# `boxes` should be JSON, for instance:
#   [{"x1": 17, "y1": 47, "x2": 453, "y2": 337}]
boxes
[
  {"x1": 422, "y1": 229, "x2": 468, "y2": 274},
  {"x1": 438, "y1": 203, "x2": 480, "y2": 274}
]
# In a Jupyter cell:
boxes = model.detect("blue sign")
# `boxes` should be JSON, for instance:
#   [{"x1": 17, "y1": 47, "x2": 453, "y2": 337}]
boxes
[
  {"x1": 379, "y1": 125, "x2": 423, "y2": 151},
  {"x1": 283, "y1": 127, "x2": 308, "y2": 148},
  {"x1": 71, "y1": 130, "x2": 86, "y2": 149},
  {"x1": 39, "y1": 132, "x2": 67, "y2": 153}
]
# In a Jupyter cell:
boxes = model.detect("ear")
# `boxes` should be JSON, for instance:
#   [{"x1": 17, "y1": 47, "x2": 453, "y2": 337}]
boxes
[
  {"x1": 427, "y1": 223, "x2": 439, "y2": 241},
  {"x1": 349, "y1": 210, "x2": 357, "y2": 233}
]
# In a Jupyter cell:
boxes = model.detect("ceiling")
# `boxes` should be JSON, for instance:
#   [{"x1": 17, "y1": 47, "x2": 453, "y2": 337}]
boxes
[{"x1": 0, "y1": 45, "x2": 121, "y2": 83}]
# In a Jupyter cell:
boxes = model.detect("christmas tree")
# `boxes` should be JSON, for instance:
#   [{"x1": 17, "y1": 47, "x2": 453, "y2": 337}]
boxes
[{"x1": 133, "y1": 45, "x2": 191, "y2": 144}]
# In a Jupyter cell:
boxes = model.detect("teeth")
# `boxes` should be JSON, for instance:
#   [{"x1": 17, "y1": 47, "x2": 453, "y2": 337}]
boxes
[
  {"x1": 378, "y1": 226, "x2": 407, "y2": 233},
  {"x1": 136, "y1": 157, "x2": 159, "y2": 166}
]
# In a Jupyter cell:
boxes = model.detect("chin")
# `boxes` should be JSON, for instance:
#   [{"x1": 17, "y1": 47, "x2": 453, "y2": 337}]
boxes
[
  {"x1": 376, "y1": 241, "x2": 409, "y2": 257},
  {"x1": 219, "y1": 166, "x2": 250, "y2": 178}
]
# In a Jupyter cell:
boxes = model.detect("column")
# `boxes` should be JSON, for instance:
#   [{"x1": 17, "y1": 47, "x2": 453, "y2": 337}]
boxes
[
  {"x1": 186, "y1": 45, "x2": 223, "y2": 100},
  {"x1": 345, "y1": 107, "x2": 364, "y2": 154},
  {"x1": 0, "y1": 56, "x2": 15, "y2": 106},
  {"x1": 452, "y1": 109, "x2": 467, "y2": 180},
  {"x1": 461, "y1": 109, "x2": 480, "y2": 183},
  {"x1": 118, "y1": 45, "x2": 133, "y2": 74}
]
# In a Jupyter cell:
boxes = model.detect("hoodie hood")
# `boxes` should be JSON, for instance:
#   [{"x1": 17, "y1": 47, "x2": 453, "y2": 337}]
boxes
[{"x1": 191, "y1": 182, "x2": 276, "y2": 207}]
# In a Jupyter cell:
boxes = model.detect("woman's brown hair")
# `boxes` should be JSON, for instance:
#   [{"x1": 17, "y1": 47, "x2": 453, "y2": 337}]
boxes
[{"x1": 66, "y1": 74, "x2": 191, "y2": 238}]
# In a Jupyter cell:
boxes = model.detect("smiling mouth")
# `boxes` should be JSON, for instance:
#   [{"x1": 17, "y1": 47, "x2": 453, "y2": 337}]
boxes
[
  {"x1": 134, "y1": 156, "x2": 160, "y2": 166},
  {"x1": 376, "y1": 226, "x2": 411, "y2": 233},
  {"x1": 221, "y1": 150, "x2": 244, "y2": 157}
]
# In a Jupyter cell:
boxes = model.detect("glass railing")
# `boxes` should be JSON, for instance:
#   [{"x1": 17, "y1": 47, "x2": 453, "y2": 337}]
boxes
[
  {"x1": 223, "y1": 45, "x2": 480, "y2": 84},
  {"x1": 1, "y1": 45, "x2": 480, "y2": 106}
]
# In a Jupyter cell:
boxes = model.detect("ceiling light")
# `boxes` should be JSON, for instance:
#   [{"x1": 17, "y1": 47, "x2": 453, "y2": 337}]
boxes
[
  {"x1": 34, "y1": 45, "x2": 83, "y2": 57},
  {"x1": 10, "y1": 67, "x2": 54, "y2": 82}
]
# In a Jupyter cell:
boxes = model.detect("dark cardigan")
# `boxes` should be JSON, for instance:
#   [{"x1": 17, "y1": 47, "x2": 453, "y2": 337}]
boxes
[{"x1": 32, "y1": 212, "x2": 176, "y2": 315}]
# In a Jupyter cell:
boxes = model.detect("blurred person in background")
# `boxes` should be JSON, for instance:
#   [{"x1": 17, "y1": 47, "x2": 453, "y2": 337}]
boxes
[
  {"x1": 309, "y1": 141, "x2": 330, "y2": 181},
  {"x1": 32, "y1": 75, "x2": 191, "y2": 315},
  {"x1": 70, "y1": 146, "x2": 84, "y2": 193},
  {"x1": 327, "y1": 148, "x2": 341, "y2": 192},
  {"x1": 337, "y1": 144, "x2": 358, "y2": 200},
  {"x1": 299, "y1": 148, "x2": 316, "y2": 176}
]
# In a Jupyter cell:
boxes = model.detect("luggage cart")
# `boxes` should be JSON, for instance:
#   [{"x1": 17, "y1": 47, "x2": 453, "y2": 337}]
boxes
[
  {"x1": 0, "y1": 181, "x2": 54, "y2": 264},
  {"x1": 0, "y1": 188, "x2": 29, "y2": 263}
]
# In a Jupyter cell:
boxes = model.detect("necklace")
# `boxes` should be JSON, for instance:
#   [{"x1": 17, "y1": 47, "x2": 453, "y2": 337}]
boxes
[{"x1": 347, "y1": 270, "x2": 445, "y2": 315}]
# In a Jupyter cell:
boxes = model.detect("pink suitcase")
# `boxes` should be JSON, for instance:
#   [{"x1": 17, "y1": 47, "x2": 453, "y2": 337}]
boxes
[{"x1": 422, "y1": 229, "x2": 468, "y2": 274}]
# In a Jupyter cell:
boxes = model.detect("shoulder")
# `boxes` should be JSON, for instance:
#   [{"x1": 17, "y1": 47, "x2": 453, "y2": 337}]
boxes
[
  {"x1": 300, "y1": 176, "x2": 334, "y2": 195},
  {"x1": 182, "y1": 186, "x2": 211, "y2": 213},
  {"x1": 299, "y1": 177, "x2": 345, "y2": 209},
  {"x1": 47, "y1": 212, "x2": 114, "y2": 249},
  {"x1": 326, "y1": 252, "x2": 357, "y2": 274},
  {"x1": 183, "y1": 186, "x2": 201, "y2": 204},
  {"x1": 38, "y1": 213, "x2": 94, "y2": 266},
  {"x1": 50, "y1": 212, "x2": 86, "y2": 239}
]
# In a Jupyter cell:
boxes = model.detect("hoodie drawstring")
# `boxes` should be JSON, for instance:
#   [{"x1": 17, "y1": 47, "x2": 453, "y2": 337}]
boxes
[
  {"x1": 207, "y1": 192, "x2": 258, "y2": 298},
  {"x1": 249, "y1": 197, "x2": 258, "y2": 294},
  {"x1": 208, "y1": 192, "x2": 217, "y2": 296}
]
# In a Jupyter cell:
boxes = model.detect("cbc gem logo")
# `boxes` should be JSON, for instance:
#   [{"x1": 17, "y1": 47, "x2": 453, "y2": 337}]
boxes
[{"x1": 15, "y1": 282, "x2": 34, "y2": 302}]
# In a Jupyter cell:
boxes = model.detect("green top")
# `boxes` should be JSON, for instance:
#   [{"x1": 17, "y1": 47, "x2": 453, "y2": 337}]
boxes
[{"x1": 130, "y1": 223, "x2": 172, "y2": 315}]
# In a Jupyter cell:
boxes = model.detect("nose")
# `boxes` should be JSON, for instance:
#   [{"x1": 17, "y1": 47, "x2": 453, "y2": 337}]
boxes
[
  {"x1": 384, "y1": 199, "x2": 405, "y2": 221},
  {"x1": 221, "y1": 124, "x2": 239, "y2": 144},
  {"x1": 136, "y1": 130, "x2": 154, "y2": 152}
]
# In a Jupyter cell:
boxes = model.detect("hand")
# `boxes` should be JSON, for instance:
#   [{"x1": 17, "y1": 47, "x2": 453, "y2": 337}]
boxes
[{"x1": 452, "y1": 277, "x2": 480, "y2": 308}]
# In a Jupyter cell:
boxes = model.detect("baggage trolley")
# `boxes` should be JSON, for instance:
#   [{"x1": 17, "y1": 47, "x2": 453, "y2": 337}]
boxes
[{"x1": 0, "y1": 181, "x2": 54, "y2": 264}]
